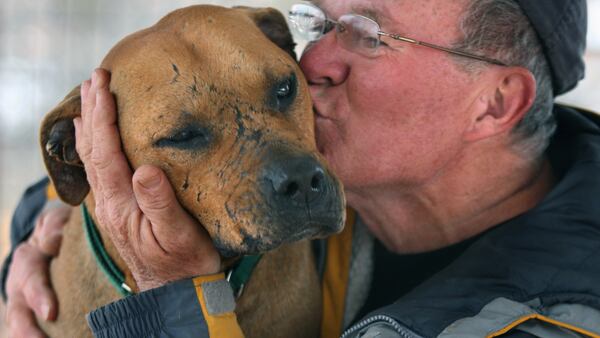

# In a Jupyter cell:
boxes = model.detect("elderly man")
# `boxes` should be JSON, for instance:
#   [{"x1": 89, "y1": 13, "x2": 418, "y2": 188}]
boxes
[{"x1": 3, "y1": 0, "x2": 599, "y2": 337}]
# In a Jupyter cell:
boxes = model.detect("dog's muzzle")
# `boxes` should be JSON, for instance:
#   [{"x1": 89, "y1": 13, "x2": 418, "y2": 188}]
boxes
[{"x1": 259, "y1": 148, "x2": 345, "y2": 241}]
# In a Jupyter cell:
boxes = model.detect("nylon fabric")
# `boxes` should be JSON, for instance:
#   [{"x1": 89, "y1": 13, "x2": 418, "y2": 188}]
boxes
[
  {"x1": 193, "y1": 274, "x2": 244, "y2": 338},
  {"x1": 321, "y1": 208, "x2": 356, "y2": 338}
]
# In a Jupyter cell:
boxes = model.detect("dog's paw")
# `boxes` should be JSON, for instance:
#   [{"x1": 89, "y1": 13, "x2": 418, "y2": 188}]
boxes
[{"x1": 46, "y1": 119, "x2": 83, "y2": 166}]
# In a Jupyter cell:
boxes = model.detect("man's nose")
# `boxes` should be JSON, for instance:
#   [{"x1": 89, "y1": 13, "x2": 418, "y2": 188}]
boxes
[{"x1": 299, "y1": 33, "x2": 350, "y2": 88}]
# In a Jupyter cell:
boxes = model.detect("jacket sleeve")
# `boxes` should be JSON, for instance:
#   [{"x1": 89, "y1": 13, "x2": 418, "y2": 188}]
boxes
[
  {"x1": 87, "y1": 274, "x2": 244, "y2": 338},
  {"x1": 1, "y1": 177, "x2": 51, "y2": 300}
]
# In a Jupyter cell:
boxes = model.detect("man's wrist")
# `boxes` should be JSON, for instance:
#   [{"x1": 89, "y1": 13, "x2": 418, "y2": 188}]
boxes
[{"x1": 87, "y1": 274, "x2": 243, "y2": 338}]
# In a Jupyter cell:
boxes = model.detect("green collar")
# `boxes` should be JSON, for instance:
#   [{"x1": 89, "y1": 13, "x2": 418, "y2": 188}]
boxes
[
  {"x1": 227, "y1": 254, "x2": 262, "y2": 298},
  {"x1": 82, "y1": 204, "x2": 261, "y2": 298},
  {"x1": 81, "y1": 205, "x2": 133, "y2": 297}
]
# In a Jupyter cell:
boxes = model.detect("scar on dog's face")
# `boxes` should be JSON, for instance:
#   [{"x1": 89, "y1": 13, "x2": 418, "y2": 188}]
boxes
[{"x1": 41, "y1": 5, "x2": 345, "y2": 256}]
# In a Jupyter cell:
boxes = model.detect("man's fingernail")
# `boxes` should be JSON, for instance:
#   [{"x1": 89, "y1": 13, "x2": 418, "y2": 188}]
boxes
[
  {"x1": 91, "y1": 70, "x2": 97, "y2": 85},
  {"x1": 139, "y1": 173, "x2": 161, "y2": 189},
  {"x1": 94, "y1": 69, "x2": 107, "y2": 88},
  {"x1": 40, "y1": 302, "x2": 51, "y2": 320}
]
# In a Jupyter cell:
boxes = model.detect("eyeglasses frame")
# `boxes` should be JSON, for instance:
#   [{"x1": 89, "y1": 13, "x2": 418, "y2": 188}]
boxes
[{"x1": 289, "y1": 3, "x2": 508, "y2": 67}]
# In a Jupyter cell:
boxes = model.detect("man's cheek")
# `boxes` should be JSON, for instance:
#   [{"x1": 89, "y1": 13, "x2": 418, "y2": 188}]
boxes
[{"x1": 314, "y1": 118, "x2": 340, "y2": 152}]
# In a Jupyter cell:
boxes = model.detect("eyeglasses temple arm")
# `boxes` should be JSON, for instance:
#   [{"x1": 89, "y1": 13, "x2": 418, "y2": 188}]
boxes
[{"x1": 380, "y1": 32, "x2": 508, "y2": 66}]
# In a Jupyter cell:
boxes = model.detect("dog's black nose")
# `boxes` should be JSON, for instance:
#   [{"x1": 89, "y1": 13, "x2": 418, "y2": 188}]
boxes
[
  {"x1": 258, "y1": 148, "x2": 345, "y2": 244},
  {"x1": 264, "y1": 155, "x2": 326, "y2": 205},
  {"x1": 270, "y1": 158, "x2": 325, "y2": 204}
]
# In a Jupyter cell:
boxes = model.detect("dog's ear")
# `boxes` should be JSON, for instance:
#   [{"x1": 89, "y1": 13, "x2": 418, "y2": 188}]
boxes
[
  {"x1": 237, "y1": 6, "x2": 297, "y2": 60},
  {"x1": 40, "y1": 85, "x2": 89, "y2": 205}
]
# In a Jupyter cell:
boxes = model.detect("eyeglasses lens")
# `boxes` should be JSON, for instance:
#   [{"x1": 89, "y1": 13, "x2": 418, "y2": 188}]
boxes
[
  {"x1": 289, "y1": 4, "x2": 328, "y2": 41},
  {"x1": 289, "y1": 4, "x2": 382, "y2": 56},
  {"x1": 338, "y1": 15, "x2": 380, "y2": 54}
]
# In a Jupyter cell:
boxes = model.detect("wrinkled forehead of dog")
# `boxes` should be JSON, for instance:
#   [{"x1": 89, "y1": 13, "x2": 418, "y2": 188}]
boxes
[{"x1": 100, "y1": 5, "x2": 299, "y2": 104}]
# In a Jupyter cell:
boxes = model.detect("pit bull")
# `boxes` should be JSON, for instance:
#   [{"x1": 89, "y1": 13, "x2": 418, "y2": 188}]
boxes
[{"x1": 38, "y1": 5, "x2": 345, "y2": 337}]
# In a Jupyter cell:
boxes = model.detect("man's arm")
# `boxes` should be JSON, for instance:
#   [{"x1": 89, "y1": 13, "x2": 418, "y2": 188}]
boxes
[
  {"x1": 2, "y1": 178, "x2": 71, "y2": 338},
  {"x1": 87, "y1": 276, "x2": 242, "y2": 338}
]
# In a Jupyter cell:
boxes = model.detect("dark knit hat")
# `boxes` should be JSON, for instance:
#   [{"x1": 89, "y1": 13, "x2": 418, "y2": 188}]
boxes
[{"x1": 515, "y1": 0, "x2": 587, "y2": 96}]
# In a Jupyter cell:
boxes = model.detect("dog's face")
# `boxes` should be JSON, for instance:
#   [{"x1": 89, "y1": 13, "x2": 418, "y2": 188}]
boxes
[{"x1": 41, "y1": 5, "x2": 345, "y2": 256}]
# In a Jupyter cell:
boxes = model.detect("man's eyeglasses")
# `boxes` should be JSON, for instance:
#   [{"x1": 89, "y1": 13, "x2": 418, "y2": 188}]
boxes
[{"x1": 288, "y1": 3, "x2": 507, "y2": 66}]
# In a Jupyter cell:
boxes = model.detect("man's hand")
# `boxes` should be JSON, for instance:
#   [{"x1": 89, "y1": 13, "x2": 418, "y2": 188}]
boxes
[
  {"x1": 6, "y1": 203, "x2": 70, "y2": 338},
  {"x1": 73, "y1": 69, "x2": 220, "y2": 291}
]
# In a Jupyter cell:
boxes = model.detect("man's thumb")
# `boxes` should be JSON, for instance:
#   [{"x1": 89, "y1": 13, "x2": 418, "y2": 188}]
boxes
[
  {"x1": 132, "y1": 165, "x2": 181, "y2": 223},
  {"x1": 132, "y1": 165, "x2": 203, "y2": 252}
]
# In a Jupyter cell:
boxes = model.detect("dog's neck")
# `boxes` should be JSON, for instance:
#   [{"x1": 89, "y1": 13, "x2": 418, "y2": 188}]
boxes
[
  {"x1": 81, "y1": 194, "x2": 261, "y2": 298},
  {"x1": 83, "y1": 194, "x2": 139, "y2": 294}
]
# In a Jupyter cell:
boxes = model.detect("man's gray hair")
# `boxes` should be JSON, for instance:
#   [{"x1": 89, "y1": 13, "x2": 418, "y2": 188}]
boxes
[{"x1": 453, "y1": 0, "x2": 555, "y2": 159}]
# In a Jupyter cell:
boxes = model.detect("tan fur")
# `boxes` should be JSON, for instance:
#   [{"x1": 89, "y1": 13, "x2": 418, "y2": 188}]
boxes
[
  {"x1": 38, "y1": 5, "x2": 344, "y2": 338},
  {"x1": 41, "y1": 210, "x2": 322, "y2": 338},
  {"x1": 237, "y1": 241, "x2": 321, "y2": 338}
]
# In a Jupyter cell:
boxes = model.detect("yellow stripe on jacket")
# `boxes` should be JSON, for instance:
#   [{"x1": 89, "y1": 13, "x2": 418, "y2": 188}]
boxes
[
  {"x1": 321, "y1": 208, "x2": 356, "y2": 338},
  {"x1": 47, "y1": 182, "x2": 58, "y2": 200},
  {"x1": 193, "y1": 273, "x2": 244, "y2": 338},
  {"x1": 489, "y1": 313, "x2": 600, "y2": 338}
]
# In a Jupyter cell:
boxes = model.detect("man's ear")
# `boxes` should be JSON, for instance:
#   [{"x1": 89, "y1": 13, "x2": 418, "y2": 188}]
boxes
[
  {"x1": 40, "y1": 85, "x2": 89, "y2": 205},
  {"x1": 465, "y1": 67, "x2": 536, "y2": 142},
  {"x1": 236, "y1": 6, "x2": 297, "y2": 60}
]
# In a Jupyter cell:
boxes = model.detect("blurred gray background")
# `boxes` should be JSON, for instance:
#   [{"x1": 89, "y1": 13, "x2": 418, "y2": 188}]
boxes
[{"x1": 0, "y1": 0, "x2": 599, "y2": 333}]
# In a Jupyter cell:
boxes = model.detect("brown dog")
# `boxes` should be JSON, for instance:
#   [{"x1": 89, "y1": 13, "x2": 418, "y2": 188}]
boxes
[{"x1": 38, "y1": 5, "x2": 345, "y2": 338}]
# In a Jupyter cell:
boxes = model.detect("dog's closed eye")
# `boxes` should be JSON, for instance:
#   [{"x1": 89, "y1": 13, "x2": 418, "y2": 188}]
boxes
[
  {"x1": 154, "y1": 124, "x2": 212, "y2": 150},
  {"x1": 268, "y1": 73, "x2": 297, "y2": 113}
]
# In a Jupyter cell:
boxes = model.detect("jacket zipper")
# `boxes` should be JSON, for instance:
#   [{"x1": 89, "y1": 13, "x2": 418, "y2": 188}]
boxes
[{"x1": 340, "y1": 315, "x2": 424, "y2": 338}]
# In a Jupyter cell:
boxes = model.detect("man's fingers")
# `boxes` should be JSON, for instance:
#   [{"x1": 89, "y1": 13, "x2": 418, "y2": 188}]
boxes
[
  {"x1": 78, "y1": 77, "x2": 95, "y2": 163},
  {"x1": 81, "y1": 75, "x2": 96, "y2": 122},
  {"x1": 73, "y1": 117, "x2": 85, "y2": 160},
  {"x1": 132, "y1": 165, "x2": 185, "y2": 226},
  {"x1": 78, "y1": 69, "x2": 137, "y2": 233},
  {"x1": 22, "y1": 272, "x2": 57, "y2": 321},
  {"x1": 87, "y1": 69, "x2": 135, "y2": 215},
  {"x1": 80, "y1": 79, "x2": 91, "y2": 104},
  {"x1": 30, "y1": 204, "x2": 70, "y2": 256},
  {"x1": 132, "y1": 166, "x2": 201, "y2": 243},
  {"x1": 90, "y1": 70, "x2": 123, "y2": 164},
  {"x1": 6, "y1": 297, "x2": 48, "y2": 338},
  {"x1": 8, "y1": 244, "x2": 59, "y2": 324},
  {"x1": 131, "y1": 165, "x2": 220, "y2": 287},
  {"x1": 77, "y1": 77, "x2": 96, "y2": 198}
]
